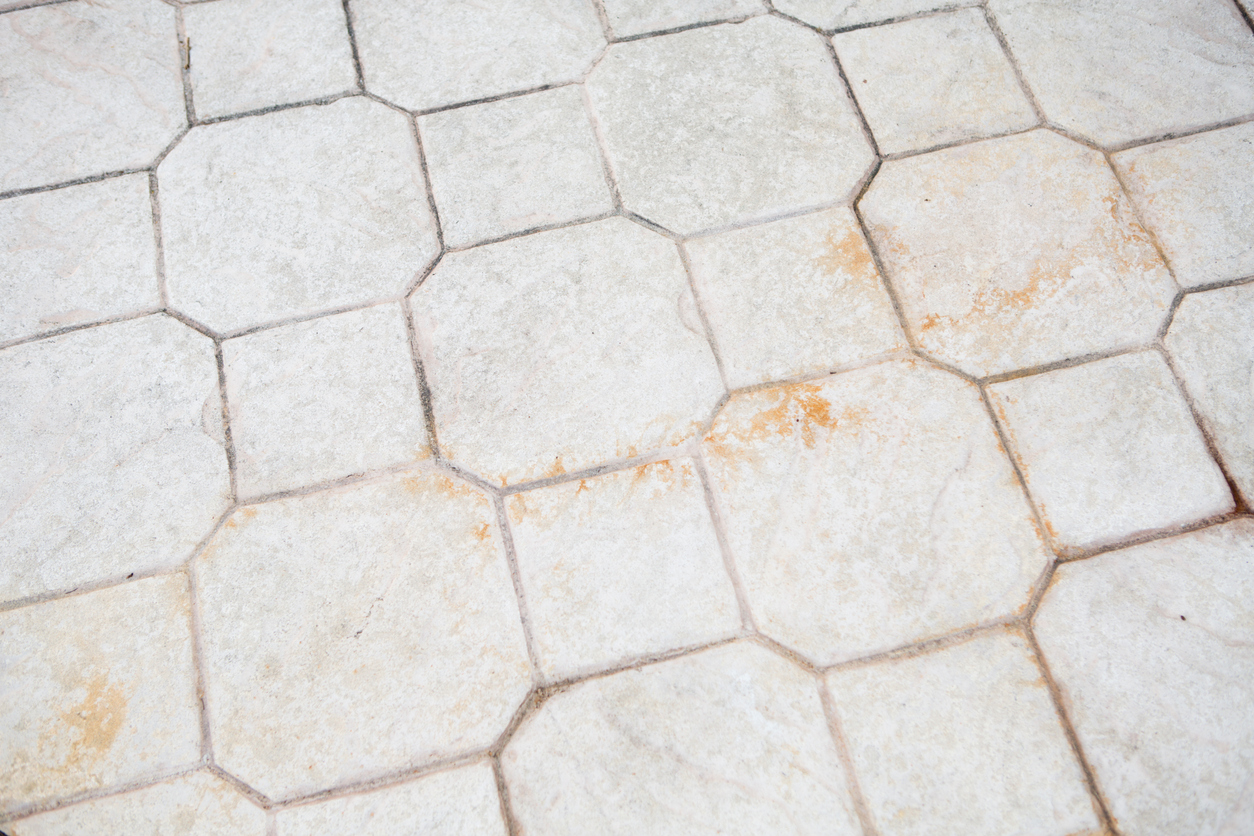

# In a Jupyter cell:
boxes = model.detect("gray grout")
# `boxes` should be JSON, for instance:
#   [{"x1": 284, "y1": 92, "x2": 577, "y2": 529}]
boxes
[
  {"x1": 492, "y1": 494, "x2": 545, "y2": 684},
  {"x1": 174, "y1": 6, "x2": 197, "y2": 127},
  {"x1": 980, "y1": 1, "x2": 1048, "y2": 126},
  {"x1": 692, "y1": 451, "x2": 758, "y2": 633},
  {"x1": 817, "y1": 677, "x2": 880, "y2": 836}
]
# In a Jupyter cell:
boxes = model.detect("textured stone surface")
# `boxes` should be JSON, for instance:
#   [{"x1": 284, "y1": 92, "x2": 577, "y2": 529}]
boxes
[
  {"x1": 184, "y1": 0, "x2": 357, "y2": 120},
  {"x1": 861, "y1": 130, "x2": 1176, "y2": 377},
  {"x1": 0, "y1": 0, "x2": 185, "y2": 193},
  {"x1": 586, "y1": 16, "x2": 873, "y2": 234},
  {"x1": 159, "y1": 98, "x2": 439, "y2": 333},
  {"x1": 194, "y1": 470, "x2": 531, "y2": 799},
  {"x1": 419, "y1": 87, "x2": 613, "y2": 248},
  {"x1": 601, "y1": 0, "x2": 763, "y2": 38},
  {"x1": 1114, "y1": 122, "x2": 1254, "y2": 288},
  {"x1": 0, "y1": 576, "x2": 201, "y2": 817},
  {"x1": 1035, "y1": 520, "x2": 1254, "y2": 836},
  {"x1": 702, "y1": 360, "x2": 1049, "y2": 665},
  {"x1": 507, "y1": 458, "x2": 740, "y2": 681},
  {"x1": 833, "y1": 8, "x2": 1036, "y2": 155},
  {"x1": 411, "y1": 218, "x2": 723, "y2": 486},
  {"x1": 274, "y1": 762, "x2": 506, "y2": 835},
  {"x1": 988, "y1": 351, "x2": 1232, "y2": 552},
  {"x1": 988, "y1": 0, "x2": 1254, "y2": 147},
  {"x1": 1165, "y1": 284, "x2": 1254, "y2": 503},
  {"x1": 223, "y1": 304, "x2": 428, "y2": 498},
  {"x1": 0, "y1": 175, "x2": 159, "y2": 345},
  {"x1": 8, "y1": 771, "x2": 266, "y2": 836},
  {"x1": 685, "y1": 207, "x2": 905, "y2": 388},
  {"x1": 0, "y1": 316, "x2": 230, "y2": 604},
  {"x1": 502, "y1": 643, "x2": 862, "y2": 835},
  {"x1": 774, "y1": 0, "x2": 965, "y2": 30},
  {"x1": 352, "y1": 0, "x2": 605, "y2": 112},
  {"x1": 826, "y1": 629, "x2": 1100, "y2": 836}
]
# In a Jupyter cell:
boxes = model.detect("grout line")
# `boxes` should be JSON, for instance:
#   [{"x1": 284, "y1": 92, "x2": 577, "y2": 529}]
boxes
[
  {"x1": 414, "y1": 81, "x2": 582, "y2": 118},
  {"x1": 618, "y1": 209, "x2": 680, "y2": 240},
  {"x1": 218, "y1": 295, "x2": 398, "y2": 341},
  {"x1": 977, "y1": 341, "x2": 1156, "y2": 387},
  {"x1": 980, "y1": 3, "x2": 1047, "y2": 125},
  {"x1": 0, "y1": 562, "x2": 185, "y2": 615},
  {"x1": 1103, "y1": 148, "x2": 1183, "y2": 291},
  {"x1": 0, "y1": 0, "x2": 75, "y2": 15},
  {"x1": 611, "y1": 12, "x2": 762, "y2": 43},
  {"x1": 499, "y1": 446, "x2": 687, "y2": 496},
  {"x1": 339, "y1": 0, "x2": 366, "y2": 91},
  {"x1": 851, "y1": 199, "x2": 919, "y2": 353},
  {"x1": 1104, "y1": 111, "x2": 1254, "y2": 155},
  {"x1": 407, "y1": 116, "x2": 447, "y2": 252},
  {"x1": 151, "y1": 124, "x2": 192, "y2": 168},
  {"x1": 585, "y1": 0, "x2": 614, "y2": 43},
  {"x1": 0, "y1": 167, "x2": 150, "y2": 203},
  {"x1": 0, "y1": 763, "x2": 203, "y2": 825},
  {"x1": 879, "y1": 122, "x2": 1040, "y2": 162},
  {"x1": 148, "y1": 171, "x2": 170, "y2": 308},
  {"x1": 692, "y1": 451, "x2": 758, "y2": 633},
  {"x1": 183, "y1": 564, "x2": 216, "y2": 764},
  {"x1": 205, "y1": 763, "x2": 274, "y2": 809},
  {"x1": 0, "y1": 307, "x2": 164, "y2": 353},
  {"x1": 817, "y1": 678, "x2": 880, "y2": 836},
  {"x1": 1234, "y1": 0, "x2": 1254, "y2": 36},
  {"x1": 193, "y1": 89, "x2": 361, "y2": 126},
  {"x1": 821, "y1": 38, "x2": 882, "y2": 161},
  {"x1": 1057, "y1": 510, "x2": 1244, "y2": 565},
  {"x1": 722, "y1": 349, "x2": 913, "y2": 397},
  {"x1": 820, "y1": 619, "x2": 1011, "y2": 674},
  {"x1": 1022, "y1": 623, "x2": 1121, "y2": 834},
  {"x1": 749, "y1": 632, "x2": 820, "y2": 674},
  {"x1": 162, "y1": 306, "x2": 218, "y2": 340},
  {"x1": 265, "y1": 751, "x2": 484, "y2": 810},
  {"x1": 580, "y1": 83, "x2": 625, "y2": 212},
  {"x1": 399, "y1": 296, "x2": 443, "y2": 460},
  {"x1": 491, "y1": 754, "x2": 524, "y2": 836},
  {"x1": 174, "y1": 6, "x2": 197, "y2": 126},
  {"x1": 540, "y1": 635, "x2": 741, "y2": 692},
  {"x1": 235, "y1": 459, "x2": 439, "y2": 507},
  {"x1": 674, "y1": 242, "x2": 732, "y2": 391},
  {"x1": 214, "y1": 341, "x2": 239, "y2": 504},
  {"x1": 824, "y1": 1, "x2": 980, "y2": 35},
  {"x1": 492, "y1": 494, "x2": 545, "y2": 683},
  {"x1": 443, "y1": 211, "x2": 618, "y2": 253}
]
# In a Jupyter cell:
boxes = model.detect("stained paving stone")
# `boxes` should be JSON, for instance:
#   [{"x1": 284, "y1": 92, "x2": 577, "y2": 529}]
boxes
[
  {"x1": 600, "y1": 0, "x2": 764, "y2": 38},
  {"x1": 0, "y1": 316, "x2": 230, "y2": 604},
  {"x1": 0, "y1": 0, "x2": 186, "y2": 194},
  {"x1": 987, "y1": 0, "x2": 1254, "y2": 147},
  {"x1": 586, "y1": 16, "x2": 874, "y2": 235},
  {"x1": 702, "y1": 359, "x2": 1050, "y2": 666},
  {"x1": 502, "y1": 642, "x2": 863, "y2": 836},
  {"x1": 1035, "y1": 519, "x2": 1254, "y2": 836},
  {"x1": 0, "y1": 576, "x2": 201, "y2": 818},
  {"x1": 194, "y1": 469, "x2": 531, "y2": 800},
  {"x1": 411, "y1": 217, "x2": 723, "y2": 487},
  {"x1": 987, "y1": 350, "x2": 1233, "y2": 553},
  {"x1": 860, "y1": 129, "x2": 1176, "y2": 377},
  {"x1": 158, "y1": 97, "x2": 439, "y2": 334},
  {"x1": 351, "y1": 0, "x2": 605, "y2": 112},
  {"x1": 1165, "y1": 284, "x2": 1254, "y2": 503}
]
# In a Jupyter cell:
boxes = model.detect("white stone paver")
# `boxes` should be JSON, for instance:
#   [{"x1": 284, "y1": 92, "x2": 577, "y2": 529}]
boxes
[
  {"x1": 988, "y1": 351, "x2": 1233, "y2": 552},
  {"x1": 988, "y1": 0, "x2": 1254, "y2": 147},
  {"x1": 7, "y1": 771, "x2": 267, "y2": 836},
  {"x1": 183, "y1": 0, "x2": 357, "y2": 120},
  {"x1": 351, "y1": 0, "x2": 605, "y2": 112},
  {"x1": 601, "y1": 0, "x2": 764, "y2": 38},
  {"x1": 1165, "y1": 284, "x2": 1254, "y2": 503},
  {"x1": 502, "y1": 643, "x2": 863, "y2": 835},
  {"x1": 0, "y1": 174, "x2": 159, "y2": 345},
  {"x1": 159, "y1": 97, "x2": 439, "y2": 333},
  {"x1": 833, "y1": 8, "x2": 1037, "y2": 155},
  {"x1": 223, "y1": 304, "x2": 428, "y2": 498},
  {"x1": 774, "y1": 0, "x2": 968, "y2": 30},
  {"x1": 194, "y1": 469, "x2": 531, "y2": 800},
  {"x1": 412, "y1": 217, "x2": 723, "y2": 487},
  {"x1": 1035, "y1": 520, "x2": 1254, "y2": 836},
  {"x1": 0, "y1": 316, "x2": 230, "y2": 604},
  {"x1": 1114, "y1": 122, "x2": 1254, "y2": 288},
  {"x1": 702, "y1": 360, "x2": 1050, "y2": 665},
  {"x1": 0, "y1": 575, "x2": 201, "y2": 817},
  {"x1": 826, "y1": 629, "x2": 1100, "y2": 836},
  {"x1": 274, "y1": 762, "x2": 506, "y2": 835},
  {"x1": 419, "y1": 86, "x2": 613, "y2": 248},
  {"x1": 586, "y1": 16, "x2": 873, "y2": 235},
  {"x1": 507, "y1": 458, "x2": 740, "y2": 681},
  {"x1": 0, "y1": 0, "x2": 186, "y2": 194},
  {"x1": 684, "y1": 207, "x2": 905, "y2": 388},
  {"x1": 861, "y1": 129, "x2": 1176, "y2": 377}
]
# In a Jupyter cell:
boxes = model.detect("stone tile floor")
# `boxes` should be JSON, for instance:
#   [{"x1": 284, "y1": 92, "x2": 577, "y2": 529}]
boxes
[{"x1": 2, "y1": 0, "x2": 1253, "y2": 833}]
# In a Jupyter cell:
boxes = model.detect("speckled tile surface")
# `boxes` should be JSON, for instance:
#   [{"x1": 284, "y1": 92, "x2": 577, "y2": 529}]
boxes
[{"x1": 2, "y1": 1, "x2": 1252, "y2": 832}]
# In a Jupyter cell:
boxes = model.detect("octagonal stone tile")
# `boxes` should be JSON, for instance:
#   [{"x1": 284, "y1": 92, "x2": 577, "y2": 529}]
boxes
[
  {"x1": 0, "y1": 316, "x2": 231, "y2": 605},
  {"x1": 987, "y1": 0, "x2": 1254, "y2": 148},
  {"x1": 0, "y1": 0, "x2": 186, "y2": 194},
  {"x1": 411, "y1": 217, "x2": 724, "y2": 487},
  {"x1": 158, "y1": 97, "x2": 439, "y2": 334},
  {"x1": 501, "y1": 642, "x2": 862, "y2": 835},
  {"x1": 351, "y1": 0, "x2": 605, "y2": 112},
  {"x1": 194, "y1": 469, "x2": 531, "y2": 800},
  {"x1": 585, "y1": 16, "x2": 874, "y2": 235},
  {"x1": 701, "y1": 359, "x2": 1050, "y2": 666},
  {"x1": 861, "y1": 129, "x2": 1176, "y2": 377}
]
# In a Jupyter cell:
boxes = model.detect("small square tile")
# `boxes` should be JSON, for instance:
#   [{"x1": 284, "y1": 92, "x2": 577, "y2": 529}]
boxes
[
  {"x1": 988, "y1": 351, "x2": 1232, "y2": 552},
  {"x1": 826, "y1": 629, "x2": 1100, "y2": 836},
  {"x1": 1113, "y1": 122, "x2": 1254, "y2": 288},
  {"x1": 0, "y1": 575, "x2": 201, "y2": 816},
  {"x1": 184, "y1": 0, "x2": 357, "y2": 120},
  {"x1": 223, "y1": 304, "x2": 428, "y2": 498},
  {"x1": 833, "y1": 8, "x2": 1037, "y2": 155},
  {"x1": 419, "y1": 87, "x2": 614, "y2": 248},
  {"x1": 507, "y1": 458, "x2": 740, "y2": 681},
  {"x1": 685, "y1": 207, "x2": 905, "y2": 388},
  {"x1": 274, "y1": 762, "x2": 506, "y2": 835},
  {"x1": 1035, "y1": 520, "x2": 1254, "y2": 836},
  {"x1": 0, "y1": 175, "x2": 159, "y2": 345},
  {"x1": 601, "y1": 0, "x2": 763, "y2": 38},
  {"x1": 1165, "y1": 284, "x2": 1254, "y2": 503},
  {"x1": 8, "y1": 771, "x2": 266, "y2": 836}
]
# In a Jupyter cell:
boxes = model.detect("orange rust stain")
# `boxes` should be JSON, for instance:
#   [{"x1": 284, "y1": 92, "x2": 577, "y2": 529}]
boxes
[
  {"x1": 706, "y1": 384, "x2": 871, "y2": 462},
  {"x1": 574, "y1": 479, "x2": 590, "y2": 495},
  {"x1": 58, "y1": 674, "x2": 128, "y2": 770},
  {"x1": 815, "y1": 225, "x2": 874, "y2": 278},
  {"x1": 507, "y1": 494, "x2": 530, "y2": 524},
  {"x1": 474, "y1": 522, "x2": 490, "y2": 542},
  {"x1": 405, "y1": 473, "x2": 479, "y2": 502},
  {"x1": 543, "y1": 456, "x2": 566, "y2": 479}
]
